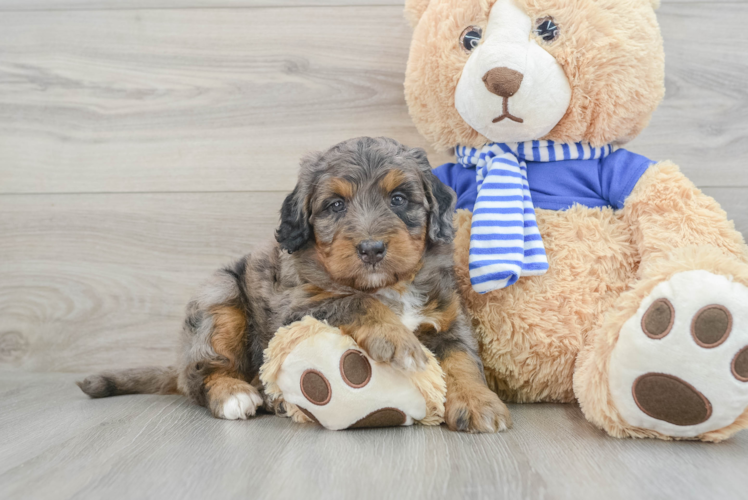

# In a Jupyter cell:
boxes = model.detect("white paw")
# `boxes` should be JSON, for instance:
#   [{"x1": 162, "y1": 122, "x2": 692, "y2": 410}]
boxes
[
  {"x1": 220, "y1": 389, "x2": 263, "y2": 420},
  {"x1": 610, "y1": 270, "x2": 748, "y2": 437}
]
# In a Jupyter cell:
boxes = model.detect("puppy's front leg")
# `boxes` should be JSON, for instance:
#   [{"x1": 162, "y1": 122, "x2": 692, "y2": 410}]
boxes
[
  {"x1": 417, "y1": 307, "x2": 511, "y2": 433},
  {"x1": 341, "y1": 299, "x2": 429, "y2": 372},
  {"x1": 441, "y1": 349, "x2": 512, "y2": 433}
]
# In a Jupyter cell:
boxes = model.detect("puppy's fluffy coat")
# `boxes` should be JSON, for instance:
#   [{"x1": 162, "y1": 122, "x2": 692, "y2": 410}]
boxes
[{"x1": 78, "y1": 137, "x2": 511, "y2": 433}]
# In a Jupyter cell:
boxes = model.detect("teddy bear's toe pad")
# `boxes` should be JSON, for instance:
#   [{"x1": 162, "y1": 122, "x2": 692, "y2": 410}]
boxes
[
  {"x1": 349, "y1": 408, "x2": 407, "y2": 429},
  {"x1": 734, "y1": 347, "x2": 748, "y2": 382},
  {"x1": 275, "y1": 330, "x2": 428, "y2": 430},
  {"x1": 300, "y1": 370, "x2": 331, "y2": 405},
  {"x1": 632, "y1": 373, "x2": 712, "y2": 426},
  {"x1": 609, "y1": 270, "x2": 748, "y2": 437}
]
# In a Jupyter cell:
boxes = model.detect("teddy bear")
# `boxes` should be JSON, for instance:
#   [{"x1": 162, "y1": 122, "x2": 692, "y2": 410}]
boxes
[
  {"x1": 403, "y1": 0, "x2": 748, "y2": 441},
  {"x1": 260, "y1": 317, "x2": 447, "y2": 430}
]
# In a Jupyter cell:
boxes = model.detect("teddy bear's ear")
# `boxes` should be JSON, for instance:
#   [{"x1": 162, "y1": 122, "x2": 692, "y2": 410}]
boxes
[
  {"x1": 404, "y1": 0, "x2": 431, "y2": 28},
  {"x1": 649, "y1": 0, "x2": 661, "y2": 9}
]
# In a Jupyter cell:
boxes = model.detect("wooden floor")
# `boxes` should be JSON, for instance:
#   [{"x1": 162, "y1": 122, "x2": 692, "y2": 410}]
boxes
[
  {"x1": 1, "y1": 372, "x2": 747, "y2": 500},
  {"x1": 1, "y1": 0, "x2": 748, "y2": 498}
]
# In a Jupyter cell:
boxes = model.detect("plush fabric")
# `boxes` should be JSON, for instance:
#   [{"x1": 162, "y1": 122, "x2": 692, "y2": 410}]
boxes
[
  {"x1": 404, "y1": 0, "x2": 665, "y2": 151},
  {"x1": 260, "y1": 317, "x2": 446, "y2": 430},
  {"x1": 405, "y1": 0, "x2": 748, "y2": 441}
]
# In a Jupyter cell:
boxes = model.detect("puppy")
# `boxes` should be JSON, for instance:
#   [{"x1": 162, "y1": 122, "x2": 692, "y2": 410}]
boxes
[{"x1": 78, "y1": 137, "x2": 511, "y2": 433}]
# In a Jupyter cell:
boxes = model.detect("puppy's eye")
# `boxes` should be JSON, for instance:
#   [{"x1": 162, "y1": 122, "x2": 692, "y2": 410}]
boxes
[
  {"x1": 390, "y1": 194, "x2": 407, "y2": 207},
  {"x1": 459, "y1": 26, "x2": 482, "y2": 53},
  {"x1": 329, "y1": 200, "x2": 346, "y2": 213},
  {"x1": 535, "y1": 17, "x2": 559, "y2": 42}
]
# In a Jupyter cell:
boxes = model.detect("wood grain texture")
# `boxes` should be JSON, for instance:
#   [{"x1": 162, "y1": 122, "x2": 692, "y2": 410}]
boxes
[
  {"x1": 0, "y1": 372, "x2": 746, "y2": 500},
  {"x1": 0, "y1": 6, "x2": 446, "y2": 194},
  {"x1": 0, "y1": 192, "x2": 285, "y2": 372},
  {"x1": 1, "y1": 187, "x2": 746, "y2": 373},
  {"x1": 0, "y1": 3, "x2": 746, "y2": 194},
  {"x1": 0, "y1": 0, "x2": 402, "y2": 12},
  {"x1": 0, "y1": 0, "x2": 729, "y2": 12}
]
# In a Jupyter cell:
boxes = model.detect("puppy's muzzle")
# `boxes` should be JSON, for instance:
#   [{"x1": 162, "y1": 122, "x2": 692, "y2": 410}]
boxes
[{"x1": 357, "y1": 240, "x2": 386, "y2": 265}]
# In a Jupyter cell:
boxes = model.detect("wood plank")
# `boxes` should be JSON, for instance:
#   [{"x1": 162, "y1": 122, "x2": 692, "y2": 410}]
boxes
[
  {"x1": 0, "y1": 0, "x2": 402, "y2": 12},
  {"x1": 0, "y1": 6, "x2": 448, "y2": 195},
  {"x1": 1, "y1": 187, "x2": 747, "y2": 373},
  {"x1": 0, "y1": 0, "x2": 729, "y2": 13},
  {"x1": 0, "y1": 372, "x2": 746, "y2": 500},
  {"x1": 0, "y1": 192, "x2": 286, "y2": 373},
  {"x1": 627, "y1": 2, "x2": 748, "y2": 185},
  {"x1": 0, "y1": 3, "x2": 746, "y2": 194}
]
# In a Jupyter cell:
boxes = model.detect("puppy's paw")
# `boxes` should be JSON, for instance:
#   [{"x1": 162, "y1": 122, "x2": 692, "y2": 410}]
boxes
[
  {"x1": 207, "y1": 378, "x2": 263, "y2": 420},
  {"x1": 357, "y1": 323, "x2": 428, "y2": 372},
  {"x1": 445, "y1": 385, "x2": 512, "y2": 433}
]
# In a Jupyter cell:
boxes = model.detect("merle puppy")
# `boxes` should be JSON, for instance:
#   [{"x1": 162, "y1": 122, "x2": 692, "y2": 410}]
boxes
[{"x1": 78, "y1": 137, "x2": 511, "y2": 433}]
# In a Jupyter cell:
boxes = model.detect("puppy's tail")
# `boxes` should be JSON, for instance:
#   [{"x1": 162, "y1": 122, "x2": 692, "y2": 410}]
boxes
[{"x1": 77, "y1": 366, "x2": 179, "y2": 398}]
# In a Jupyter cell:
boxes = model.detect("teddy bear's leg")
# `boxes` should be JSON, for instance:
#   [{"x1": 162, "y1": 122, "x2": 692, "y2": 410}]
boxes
[{"x1": 575, "y1": 162, "x2": 748, "y2": 441}]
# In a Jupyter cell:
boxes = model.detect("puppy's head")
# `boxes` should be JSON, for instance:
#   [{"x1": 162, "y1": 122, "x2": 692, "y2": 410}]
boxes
[{"x1": 276, "y1": 137, "x2": 455, "y2": 291}]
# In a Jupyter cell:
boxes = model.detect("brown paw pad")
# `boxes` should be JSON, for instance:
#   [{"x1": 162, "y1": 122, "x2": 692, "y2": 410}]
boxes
[
  {"x1": 297, "y1": 406, "x2": 321, "y2": 425},
  {"x1": 347, "y1": 408, "x2": 406, "y2": 429},
  {"x1": 340, "y1": 349, "x2": 371, "y2": 388},
  {"x1": 641, "y1": 298, "x2": 674, "y2": 339},
  {"x1": 300, "y1": 369, "x2": 331, "y2": 406},
  {"x1": 732, "y1": 347, "x2": 748, "y2": 382},
  {"x1": 691, "y1": 305, "x2": 732, "y2": 348},
  {"x1": 633, "y1": 373, "x2": 712, "y2": 426}
]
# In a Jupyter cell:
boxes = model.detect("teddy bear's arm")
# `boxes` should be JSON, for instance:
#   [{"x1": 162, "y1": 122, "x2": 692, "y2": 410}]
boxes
[
  {"x1": 575, "y1": 161, "x2": 748, "y2": 441},
  {"x1": 621, "y1": 161, "x2": 747, "y2": 265}
]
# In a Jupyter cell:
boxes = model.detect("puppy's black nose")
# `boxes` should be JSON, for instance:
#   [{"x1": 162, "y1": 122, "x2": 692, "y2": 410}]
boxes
[{"x1": 357, "y1": 240, "x2": 386, "y2": 264}]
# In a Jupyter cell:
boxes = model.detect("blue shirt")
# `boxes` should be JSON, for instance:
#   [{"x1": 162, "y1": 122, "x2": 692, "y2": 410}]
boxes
[{"x1": 434, "y1": 148, "x2": 654, "y2": 211}]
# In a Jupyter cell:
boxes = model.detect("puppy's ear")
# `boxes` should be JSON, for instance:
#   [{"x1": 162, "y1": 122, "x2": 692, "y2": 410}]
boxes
[
  {"x1": 276, "y1": 153, "x2": 320, "y2": 254},
  {"x1": 412, "y1": 148, "x2": 456, "y2": 244}
]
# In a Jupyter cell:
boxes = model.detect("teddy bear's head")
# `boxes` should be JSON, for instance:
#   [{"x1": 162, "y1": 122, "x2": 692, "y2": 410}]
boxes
[{"x1": 404, "y1": 0, "x2": 665, "y2": 151}]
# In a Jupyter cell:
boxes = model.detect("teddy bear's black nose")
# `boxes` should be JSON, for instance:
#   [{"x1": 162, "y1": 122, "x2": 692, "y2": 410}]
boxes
[
  {"x1": 357, "y1": 240, "x2": 386, "y2": 264},
  {"x1": 482, "y1": 67, "x2": 524, "y2": 98}
]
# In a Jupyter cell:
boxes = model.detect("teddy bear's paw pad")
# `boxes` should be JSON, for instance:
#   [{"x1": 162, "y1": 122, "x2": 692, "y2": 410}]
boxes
[
  {"x1": 632, "y1": 373, "x2": 712, "y2": 426},
  {"x1": 297, "y1": 406, "x2": 321, "y2": 425},
  {"x1": 733, "y1": 347, "x2": 748, "y2": 382},
  {"x1": 348, "y1": 408, "x2": 406, "y2": 429},
  {"x1": 300, "y1": 369, "x2": 332, "y2": 406},
  {"x1": 641, "y1": 298, "x2": 674, "y2": 339},
  {"x1": 275, "y1": 330, "x2": 430, "y2": 430},
  {"x1": 340, "y1": 349, "x2": 372, "y2": 388},
  {"x1": 610, "y1": 270, "x2": 748, "y2": 437},
  {"x1": 692, "y1": 305, "x2": 732, "y2": 348}
]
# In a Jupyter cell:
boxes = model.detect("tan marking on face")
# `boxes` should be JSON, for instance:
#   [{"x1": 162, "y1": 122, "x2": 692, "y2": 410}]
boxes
[
  {"x1": 379, "y1": 169, "x2": 407, "y2": 193},
  {"x1": 330, "y1": 177, "x2": 355, "y2": 199},
  {"x1": 314, "y1": 233, "x2": 362, "y2": 288},
  {"x1": 383, "y1": 226, "x2": 426, "y2": 279}
]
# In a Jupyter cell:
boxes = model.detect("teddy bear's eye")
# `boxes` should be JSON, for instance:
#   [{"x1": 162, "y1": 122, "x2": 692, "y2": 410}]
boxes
[
  {"x1": 459, "y1": 26, "x2": 483, "y2": 53},
  {"x1": 535, "y1": 17, "x2": 559, "y2": 42}
]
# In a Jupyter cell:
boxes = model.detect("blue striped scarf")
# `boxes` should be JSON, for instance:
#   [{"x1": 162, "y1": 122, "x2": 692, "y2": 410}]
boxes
[{"x1": 456, "y1": 141, "x2": 614, "y2": 294}]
